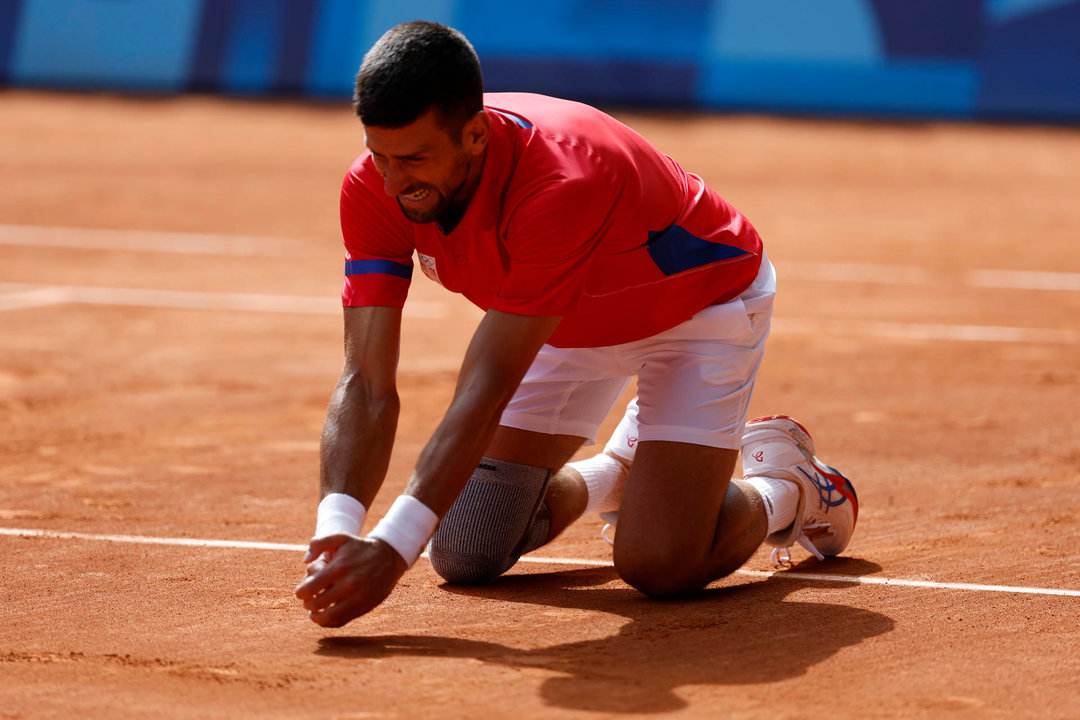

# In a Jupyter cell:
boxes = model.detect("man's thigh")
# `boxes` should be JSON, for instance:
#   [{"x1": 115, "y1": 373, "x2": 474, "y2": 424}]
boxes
[
  {"x1": 617, "y1": 441, "x2": 738, "y2": 546},
  {"x1": 498, "y1": 343, "x2": 632, "y2": 446},
  {"x1": 485, "y1": 426, "x2": 585, "y2": 471},
  {"x1": 633, "y1": 296, "x2": 772, "y2": 451},
  {"x1": 485, "y1": 426, "x2": 589, "y2": 537}
]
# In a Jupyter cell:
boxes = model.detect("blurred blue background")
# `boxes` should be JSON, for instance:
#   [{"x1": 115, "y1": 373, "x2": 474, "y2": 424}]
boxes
[{"x1": 1, "y1": 0, "x2": 1077, "y2": 121}]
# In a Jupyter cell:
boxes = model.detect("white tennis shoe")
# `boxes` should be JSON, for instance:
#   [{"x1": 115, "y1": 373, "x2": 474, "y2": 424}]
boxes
[{"x1": 741, "y1": 415, "x2": 859, "y2": 564}]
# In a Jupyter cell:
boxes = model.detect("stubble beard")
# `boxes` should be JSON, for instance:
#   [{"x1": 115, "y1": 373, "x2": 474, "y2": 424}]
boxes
[
  {"x1": 397, "y1": 191, "x2": 445, "y2": 224},
  {"x1": 396, "y1": 153, "x2": 472, "y2": 226}
]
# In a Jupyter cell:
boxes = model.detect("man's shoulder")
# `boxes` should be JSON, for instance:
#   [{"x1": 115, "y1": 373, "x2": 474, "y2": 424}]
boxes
[
  {"x1": 484, "y1": 92, "x2": 612, "y2": 136},
  {"x1": 343, "y1": 152, "x2": 378, "y2": 188},
  {"x1": 485, "y1": 94, "x2": 626, "y2": 190},
  {"x1": 340, "y1": 153, "x2": 395, "y2": 208},
  {"x1": 483, "y1": 91, "x2": 586, "y2": 113}
]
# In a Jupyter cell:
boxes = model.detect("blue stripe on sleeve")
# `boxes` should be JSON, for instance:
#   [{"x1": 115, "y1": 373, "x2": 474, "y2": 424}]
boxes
[
  {"x1": 345, "y1": 259, "x2": 413, "y2": 279},
  {"x1": 646, "y1": 225, "x2": 750, "y2": 276}
]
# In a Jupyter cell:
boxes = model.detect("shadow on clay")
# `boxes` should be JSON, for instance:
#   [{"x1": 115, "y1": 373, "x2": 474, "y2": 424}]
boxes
[{"x1": 317, "y1": 557, "x2": 894, "y2": 714}]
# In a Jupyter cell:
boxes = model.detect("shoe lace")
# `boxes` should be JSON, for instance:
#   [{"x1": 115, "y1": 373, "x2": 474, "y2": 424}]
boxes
[
  {"x1": 601, "y1": 523, "x2": 615, "y2": 546},
  {"x1": 770, "y1": 522, "x2": 830, "y2": 566}
]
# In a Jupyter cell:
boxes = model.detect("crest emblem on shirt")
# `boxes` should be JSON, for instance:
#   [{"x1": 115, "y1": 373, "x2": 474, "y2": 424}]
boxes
[{"x1": 417, "y1": 252, "x2": 442, "y2": 286}]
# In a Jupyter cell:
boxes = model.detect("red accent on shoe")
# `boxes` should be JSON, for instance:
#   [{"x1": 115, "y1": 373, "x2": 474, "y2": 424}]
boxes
[
  {"x1": 748, "y1": 414, "x2": 813, "y2": 438},
  {"x1": 813, "y1": 461, "x2": 859, "y2": 527}
]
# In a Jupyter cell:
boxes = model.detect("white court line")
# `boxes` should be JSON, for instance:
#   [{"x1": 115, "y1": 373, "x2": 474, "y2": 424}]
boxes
[
  {"x1": 968, "y1": 269, "x2": 1080, "y2": 292},
  {"x1": 3, "y1": 527, "x2": 1078, "y2": 598},
  {"x1": 3, "y1": 224, "x2": 1078, "y2": 293},
  {"x1": 785, "y1": 262, "x2": 1080, "y2": 292},
  {"x1": 0, "y1": 286, "x2": 71, "y2": 312},
  {"x1": 0, "y1": 282, "x2": 448, "y2": 319},
  {"x1": 0, "y1": 281, "x2": 1072, "y2": 343},
  {"x1": 0, "y1": 224, "x2": 307, "y2": 257},
  {"x1": 770, "y1": 317, "x2": 1078, "y2": 345},
  {"x1": 783, "y1": 262, "x2": 935, "y2": 286}
]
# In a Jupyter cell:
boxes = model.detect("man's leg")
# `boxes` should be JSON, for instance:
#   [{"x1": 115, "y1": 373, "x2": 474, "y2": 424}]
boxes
[
  {"x1": 595, "y1": 256, "x2": 778, "y2": 596},
  {"x1": 561, "y1": 408, "x2": 859, "y2": 597},
  {"x1": 484, "y1": 426, "x2": 589, "y2": 540},
  {"x1": 611, "y1": 441, "x2": 767, "y2": 598},
  {"x1": 426, "y1": 418, "x2": 785, "y2": 594},
  {"x1": 455, "y1": 422, "x2": 770, "y2": 595},
  {"x1": 426, "y1": 426, "x2": 588, "y2": 584},
  {"x1": 426, "y1": 341, "x2": 633, "y2": 584}
]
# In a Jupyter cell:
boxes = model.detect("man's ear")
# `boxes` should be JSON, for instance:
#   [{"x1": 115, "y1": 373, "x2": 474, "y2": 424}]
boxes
[{"x1": 462, "y1": 111, "x2": 491, "y2": 156}]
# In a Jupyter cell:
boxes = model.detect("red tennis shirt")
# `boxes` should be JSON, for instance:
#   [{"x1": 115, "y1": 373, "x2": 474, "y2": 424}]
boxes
[{"x1": 340, "y1": 92, "x2": 763, "y2": 348}]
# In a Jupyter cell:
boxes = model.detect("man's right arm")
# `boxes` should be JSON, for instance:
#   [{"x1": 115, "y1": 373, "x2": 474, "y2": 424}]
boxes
[
  {"x1": 319, "y1": 305, "x2": 402, "y2": 508},
  {"x1": 297, "y1": 305, "x2": 410, "y2": 626}
]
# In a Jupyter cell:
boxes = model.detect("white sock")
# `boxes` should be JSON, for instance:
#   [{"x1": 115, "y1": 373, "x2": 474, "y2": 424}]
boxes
[
  {"x1": 570, "y1": 452, "x2": 630, "y2": 515},
  {"x1": 603, "y1": 397, "x2": 640, "y2": 466},
  {"x1": 742, "y1": 476, "x2": 800, "y2": 535}
]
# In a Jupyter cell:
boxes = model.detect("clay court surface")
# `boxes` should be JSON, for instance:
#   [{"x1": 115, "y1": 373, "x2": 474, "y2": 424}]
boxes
[{"x1": 1, "y1": 90, "x2": 1078, "y2": 718}]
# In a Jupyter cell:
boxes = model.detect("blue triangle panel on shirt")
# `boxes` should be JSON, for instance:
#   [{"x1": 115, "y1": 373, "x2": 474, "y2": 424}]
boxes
[
  {"x1": 646, "y1": 225, "x2": 750, "y2": 276},
  {"x1": 345, "y1": 259, "x2": 413, "y2": 279}
]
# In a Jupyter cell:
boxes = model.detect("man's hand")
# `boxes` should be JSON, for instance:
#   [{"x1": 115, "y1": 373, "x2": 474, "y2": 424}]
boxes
[{"x1": 294, "y1": 534, "x2": 408, "y2": 627}]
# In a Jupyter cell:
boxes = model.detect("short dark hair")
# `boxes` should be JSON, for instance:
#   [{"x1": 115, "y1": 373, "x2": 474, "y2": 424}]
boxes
[{"x1": 354, "y1": 21, "x2": 484, "y2": 131}]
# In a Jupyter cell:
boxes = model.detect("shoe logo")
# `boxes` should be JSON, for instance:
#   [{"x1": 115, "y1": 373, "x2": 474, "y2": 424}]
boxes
[
  {"x1": 626, "y1": 435, "x2": 637, "y2": 448},
  {"x1": 798, "y1": 466, "x2": 847, "y2": 513},
  {"x1": 752, "y1": 451, "x2": 764, "y2": 462}
]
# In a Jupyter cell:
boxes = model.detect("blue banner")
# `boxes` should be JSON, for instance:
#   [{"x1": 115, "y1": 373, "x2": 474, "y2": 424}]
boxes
[{"x1": 1, "y1": 0, "x2": 1077, "y2": 121}]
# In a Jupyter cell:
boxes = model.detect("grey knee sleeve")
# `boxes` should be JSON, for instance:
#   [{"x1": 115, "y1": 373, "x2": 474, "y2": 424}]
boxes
[{"x1": 428, "y1": 457, "x2": 551, "y2": 585}]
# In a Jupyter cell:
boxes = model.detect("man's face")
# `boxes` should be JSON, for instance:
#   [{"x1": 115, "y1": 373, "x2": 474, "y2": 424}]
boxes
[{"x1": 364, "y1": 108, "x2": 488, "y2": 224}]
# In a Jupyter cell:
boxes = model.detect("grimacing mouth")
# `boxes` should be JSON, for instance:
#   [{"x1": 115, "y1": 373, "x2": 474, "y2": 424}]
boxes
[{"x1": 400, "y1": 187, "x2": 432, "y2": 201}]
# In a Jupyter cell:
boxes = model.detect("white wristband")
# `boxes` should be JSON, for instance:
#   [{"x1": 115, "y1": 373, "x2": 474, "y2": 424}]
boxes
[
  {"x1": 314, "y1": 493, "x2": 367, "y2": 539},
  {"x1": 368, "y1": 494, "x2": 439, "y2": 567}
]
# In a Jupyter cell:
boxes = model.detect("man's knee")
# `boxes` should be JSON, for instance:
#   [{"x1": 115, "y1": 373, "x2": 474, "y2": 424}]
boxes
[
  {"x1": 612, "y1": 538, "x2": 710, "y2": 599},
  {"x1": 427, "y1": 539, "x2": 506, "y2": 586},
  {"x1": 427, "y1": 458, "x2": 550, "y2": 585},
  {"x1": 613, "y1": 516, "x2": 756, "y2": 598}
]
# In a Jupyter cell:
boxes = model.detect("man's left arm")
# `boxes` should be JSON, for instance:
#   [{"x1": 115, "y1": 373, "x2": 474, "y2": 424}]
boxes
[{"x1": 405, "y1": 309, "x2": 561, "y2": 515}]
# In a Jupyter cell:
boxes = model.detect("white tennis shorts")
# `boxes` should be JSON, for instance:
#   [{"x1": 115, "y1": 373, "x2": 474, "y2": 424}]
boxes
[{"x1": 499, "y1": 253, "x2": 777, "y2": 450}]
